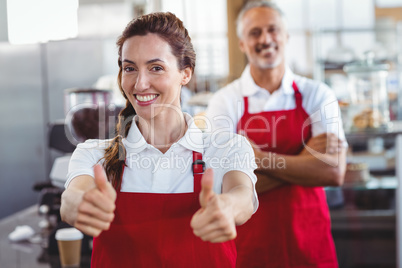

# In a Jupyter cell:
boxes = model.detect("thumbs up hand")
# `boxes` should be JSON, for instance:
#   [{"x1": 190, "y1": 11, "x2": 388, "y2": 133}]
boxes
[
  {"x1": 93, "y1": 164, "x2": 117, "y2": 201},
  {"x1": 72, "y1": 165, "x2": 117, "y2": 237},
  {"x1": 199, "y1": 168, "x2": 215, "y2": 208},
  {"x1": 190, "y1": 169, "x2": 237, "y2": 243}
]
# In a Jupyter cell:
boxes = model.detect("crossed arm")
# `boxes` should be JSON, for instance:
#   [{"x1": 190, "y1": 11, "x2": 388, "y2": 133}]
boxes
[{"x1": 252, "y1": 133, "x2": 347, "y2": 193}]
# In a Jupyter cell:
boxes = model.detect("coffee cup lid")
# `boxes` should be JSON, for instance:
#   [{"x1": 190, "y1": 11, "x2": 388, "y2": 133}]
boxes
[{"x1": 55, "y1": 228, "x2": 84, "y2": 241}]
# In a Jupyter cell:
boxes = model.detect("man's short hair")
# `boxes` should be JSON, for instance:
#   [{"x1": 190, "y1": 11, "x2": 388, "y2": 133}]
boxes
[{"x1": 236, "y1": 0, "x2": 285, "y2": 39}]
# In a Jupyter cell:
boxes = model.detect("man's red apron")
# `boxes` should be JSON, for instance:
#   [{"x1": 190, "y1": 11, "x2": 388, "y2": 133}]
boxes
[
  {"x1": 236, "y1": 81, "x2": 338, "y2": 268},
  {"x1": 91, "y1": 151, "x2": 236, "y2": 267}
]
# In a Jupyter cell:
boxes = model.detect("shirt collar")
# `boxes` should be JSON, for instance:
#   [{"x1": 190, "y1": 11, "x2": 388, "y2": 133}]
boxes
[
  {"x1": 282, "y1": 66, "x2": 295, "y2": 95},
  {"x1": 240, "y1": 64, "x2": 295, "y2": 96},
  {"x1": 240, "y1": 65, "x2": 261, "y2": 96},
  {"x1": 176, "y1": 113, "x2": 204, "y2": 153},
  {"x1": 123, "y1": 113, "x2": 204, "y2": 154},
  {"x1": 123, "y1": 115, "x2": 148, "y2": 154}
]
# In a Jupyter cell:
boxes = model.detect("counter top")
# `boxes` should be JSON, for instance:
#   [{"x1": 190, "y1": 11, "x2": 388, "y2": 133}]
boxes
[
  {"x1": 0, "y1": 205, "x2": 47, "y2": 268},
  {"x1": 0, "y1": 205, "x2": 90, "y2": 268}
]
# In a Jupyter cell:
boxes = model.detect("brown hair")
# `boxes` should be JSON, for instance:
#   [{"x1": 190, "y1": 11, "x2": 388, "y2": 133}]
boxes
[{"x1": 102, "y1": 12, "x2": 196, "y2": 189}]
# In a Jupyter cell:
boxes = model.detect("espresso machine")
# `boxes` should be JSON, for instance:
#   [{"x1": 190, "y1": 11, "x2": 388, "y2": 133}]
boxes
[
  {"x1": 34, "y1": 88, "x2": 120, "y2": 258},
  {"x1": 36, "y1": 88, "x2": 116, "y2": 221}
]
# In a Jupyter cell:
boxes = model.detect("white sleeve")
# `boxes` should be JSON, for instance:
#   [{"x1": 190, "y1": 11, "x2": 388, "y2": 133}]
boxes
[
  {"x1": 206, "y1": 132, "x2": 259, "y2": 213},
  {"x1": 205, "y1": 90, "x2": 239, "y2": 133},
  {"x1": 307, "y1": 83, "x2": 348, "y2": 147},
  {"x1": 64, "y1": 139, "x2": 109, "y2": 188}
]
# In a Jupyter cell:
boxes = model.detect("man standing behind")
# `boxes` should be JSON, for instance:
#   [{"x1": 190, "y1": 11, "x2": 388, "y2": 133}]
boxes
[{"x1": 206, "y1": 1, "x2": 347, "y2": 267}]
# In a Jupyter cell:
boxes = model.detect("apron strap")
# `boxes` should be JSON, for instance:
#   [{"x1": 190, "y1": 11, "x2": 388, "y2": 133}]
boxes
[
  {"x1": 192, "y1": 151, "x2": 205, "y2": 193},
  {"x1": 292, "y1": 81, "x2": 303, "y2": 108},
  {"x1": 245, "y1": 82, "x2": 301, "y2": 113},
  {"x1": 243, "y1": 96, "x2": 249, "y2": 115}
]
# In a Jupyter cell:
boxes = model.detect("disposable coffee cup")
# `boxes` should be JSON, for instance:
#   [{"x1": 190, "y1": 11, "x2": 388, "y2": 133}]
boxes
[{"x1": 55, "y1": 228, "x2": 83, "y2": 267}]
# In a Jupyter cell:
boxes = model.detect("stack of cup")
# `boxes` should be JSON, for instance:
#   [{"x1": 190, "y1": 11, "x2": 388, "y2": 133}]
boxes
[{"x1": 55, "y1": 228, "x2": 84, "y2": 267}]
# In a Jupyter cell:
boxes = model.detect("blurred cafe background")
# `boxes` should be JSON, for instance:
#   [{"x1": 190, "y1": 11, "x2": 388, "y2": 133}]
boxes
[{"x1": 1, "y1": 0, "x2": 402, "y2": 267}]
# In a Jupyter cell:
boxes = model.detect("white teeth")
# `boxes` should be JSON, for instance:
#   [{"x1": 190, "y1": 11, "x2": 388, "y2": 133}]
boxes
[
  {"x1": 261, "y1": 47, "x2": 275, "y2": 53},
  {"x1": 136, "y1": 94, "x2": 157, "y2": 102}
]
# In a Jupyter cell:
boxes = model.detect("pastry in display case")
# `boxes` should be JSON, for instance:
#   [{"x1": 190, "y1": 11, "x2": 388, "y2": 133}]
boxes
[
  {"x1": 344, "y1": 162, "x2": 370, "y2": 185},
  {"x1": 343, "y1": 51, "x2": 391, "y2": 131},
  {"x1": 352, "y1": 108, "x2": 386, "y2": 129}
]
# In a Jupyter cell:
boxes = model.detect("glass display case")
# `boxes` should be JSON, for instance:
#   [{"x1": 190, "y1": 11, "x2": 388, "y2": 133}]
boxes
[
  {"x1": 311, "y1": 24, "x2": 402, "y2": 266},
  {"x1": 326, "y1": 122, "x2": 402, "y2": 267},
  {"x1": 311, "y1": 22, "x2": 402, "y2": 121},
  {"x1": 311, "y1": 22, "x2": 402, "y2": 266},
  {"x1": 343, "y1": 51, "x2": 391, "y2": 131}
]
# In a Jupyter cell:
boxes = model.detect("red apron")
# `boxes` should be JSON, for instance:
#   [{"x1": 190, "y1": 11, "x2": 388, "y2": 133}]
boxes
[
  {"x1": 91, "y1": 152, "x2": 236, "y2": 267},
  {"x1": 236, "y1": 82, "x2": 338, "y2": 268}
]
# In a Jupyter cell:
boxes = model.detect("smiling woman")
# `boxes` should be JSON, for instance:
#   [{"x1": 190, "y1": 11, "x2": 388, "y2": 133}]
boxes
[{"x1": 60, "y1": 11, "x2": 259, "y2": 268}]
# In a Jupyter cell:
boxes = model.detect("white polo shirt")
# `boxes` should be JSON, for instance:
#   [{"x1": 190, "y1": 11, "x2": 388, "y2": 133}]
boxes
[
  {"x1": 66, "y1": 113, "x2": 259, "y2": 211},
  {"x1": 205, "y1": 65, "x2": 347, "y2": 144}
]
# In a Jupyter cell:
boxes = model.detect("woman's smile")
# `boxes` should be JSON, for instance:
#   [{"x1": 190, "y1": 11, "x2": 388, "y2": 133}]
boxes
[
  {"x1": 135, "y1": 94, "x2": 159, "y2": 106},
  {"x1": 121, "y1": 33, "x2": 190, "y2": 119}
]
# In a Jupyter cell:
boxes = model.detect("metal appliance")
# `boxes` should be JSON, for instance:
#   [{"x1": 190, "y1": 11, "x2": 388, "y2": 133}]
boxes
[{"x1": 33, "y1": 88, "x2": 121, "y2": 261}]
